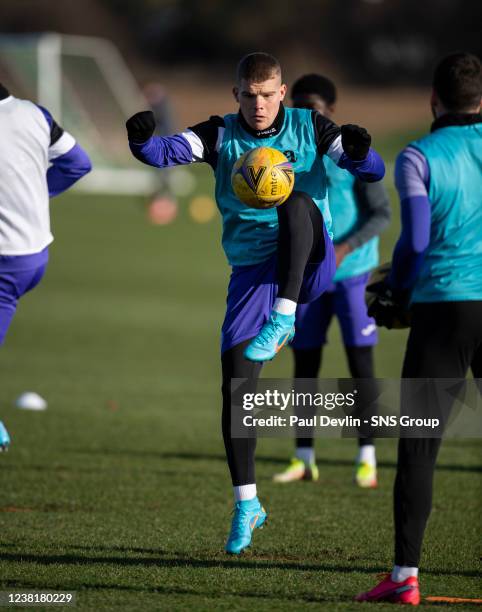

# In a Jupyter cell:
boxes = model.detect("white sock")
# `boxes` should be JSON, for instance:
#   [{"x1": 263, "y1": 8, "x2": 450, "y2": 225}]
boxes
[
  {"x1": 273, "y1": 297, "x2": 297, "y2": 316},
  {"x1": 357, "y1": 444, "x2": 376, "y2": 466},
  {"x1": 391, "y1": 565, "x2": 419, "y2": 582},
  {"x1": 296, "y1": 446, "x2": 315, "y2": 466},
  {"x1": 234, "y1": 484, "x2": 257, "y2": 502}
]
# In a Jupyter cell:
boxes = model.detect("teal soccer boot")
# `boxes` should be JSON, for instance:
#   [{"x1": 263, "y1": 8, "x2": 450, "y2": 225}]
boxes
[
  {"x1": 0, "y1": 421, "x2": 11, "y2": 452},
  {"x1": 225, "y1": 497, "x2": 267, "y2": 554},
  {"x1": 244, "y1": 311, "x2": 295, "y2": 362}
]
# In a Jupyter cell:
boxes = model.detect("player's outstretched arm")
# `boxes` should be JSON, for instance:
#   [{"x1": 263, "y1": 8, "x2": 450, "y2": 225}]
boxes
[
  {"x1": 313, "y1": 113, "x2": 385, "y2": 182},
  {"x1": 336, "y1": 124, "x2": 385, "y2": 182},
  {"x1": 37, "y1": 105, "x2": 92, "y2": 197},
  {"x1": 126, "y1": 110, "x2": 202, "y2": 168}
]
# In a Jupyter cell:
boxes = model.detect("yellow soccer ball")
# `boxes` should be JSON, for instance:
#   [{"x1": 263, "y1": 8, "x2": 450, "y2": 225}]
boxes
[{"x1": 231, "y1": 147, "x2": 295, "y2": 209}]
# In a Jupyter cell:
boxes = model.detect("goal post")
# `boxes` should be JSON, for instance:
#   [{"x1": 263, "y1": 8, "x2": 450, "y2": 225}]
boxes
[{"x1": 0, "y1": 33, "x2": 195, "y2": 196}]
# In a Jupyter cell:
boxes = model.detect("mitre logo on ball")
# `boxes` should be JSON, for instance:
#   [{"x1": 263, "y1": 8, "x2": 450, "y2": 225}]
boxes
[{"x1": 231, "y1": 146, "x2": 295, "y2": 209}]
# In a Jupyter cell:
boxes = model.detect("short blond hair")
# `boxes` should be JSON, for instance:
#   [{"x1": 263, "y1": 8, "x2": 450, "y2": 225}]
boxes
[{"x1": 236, "y1": 52, "x2": 281, "y2": 83}]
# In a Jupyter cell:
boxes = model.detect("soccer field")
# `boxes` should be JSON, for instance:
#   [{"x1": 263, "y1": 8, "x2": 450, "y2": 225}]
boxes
[{"x1": 0, "y1": 131, "x2": 481, "y2": 610}]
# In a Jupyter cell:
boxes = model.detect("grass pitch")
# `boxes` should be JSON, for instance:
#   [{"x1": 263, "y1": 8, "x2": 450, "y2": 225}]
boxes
[{"x1": 0, "y1": 133, "x2": 481, "y2": 610}]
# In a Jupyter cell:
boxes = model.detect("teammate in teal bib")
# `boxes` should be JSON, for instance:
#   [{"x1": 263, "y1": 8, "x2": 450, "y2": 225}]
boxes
[
  {"x1": 359, "y1": 52, "x2": 482, "y2": 604},
  {"x1": 408, "y1": 123, "x2": 482, "y2": 302},
  {"x1": 273, "y1": 74, "x2": 390, "y2": 488}
]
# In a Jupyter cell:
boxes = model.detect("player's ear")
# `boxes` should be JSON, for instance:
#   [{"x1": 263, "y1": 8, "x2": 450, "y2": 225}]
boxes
[
  {"x1": 279, "y1": 83, "x2": 287, "y2": 101},
  {"x1": 233, "y1": 86, "x2": 239, "y2": 103}
]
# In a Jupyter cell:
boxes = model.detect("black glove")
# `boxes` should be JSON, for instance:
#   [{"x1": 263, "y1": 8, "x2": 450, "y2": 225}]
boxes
[
  {"x1": 126, "y1": 110, "x2": 156, "y2": 143},
  {"x1": 367, "y1": 281, "x2": 412, "y2": 330},
  {"x1": 341, "y1": 124, "x2": 371, "y2": 161}
]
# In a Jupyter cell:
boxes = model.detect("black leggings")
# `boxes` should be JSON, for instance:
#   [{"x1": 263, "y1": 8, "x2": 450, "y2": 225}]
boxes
[
  {"x1": 293, "y1": 345, "x2": 376, "y2": 447},
  {"x1": 395, "y1": 301, "x2": 482, "y2": 566},
  {"x1": 221, "y1": 191, "x2": 325, "y2": 485},
  {"x1": 277, "y1": 191, "x2": 325, "y2": 301}
]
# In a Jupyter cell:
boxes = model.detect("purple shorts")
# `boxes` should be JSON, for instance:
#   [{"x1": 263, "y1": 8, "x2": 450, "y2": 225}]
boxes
[
  {"x1": 0, "y1": 248, "x2": 49, "y2": 345},
  {"x1": 291, "y1": 271, "x2": 378, "y2": 350},
  {"x1": 221, "y1": 223, "x2": 336, "y2": 354}
]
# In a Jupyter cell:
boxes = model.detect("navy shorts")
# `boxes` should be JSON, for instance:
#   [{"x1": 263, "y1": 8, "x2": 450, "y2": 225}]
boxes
[
  {"x1": 0, "y1": 248, "x2": 49, "y2": 345},
  {"x1": 221, "y1": 222, "x2": 336, "y2": 354}
]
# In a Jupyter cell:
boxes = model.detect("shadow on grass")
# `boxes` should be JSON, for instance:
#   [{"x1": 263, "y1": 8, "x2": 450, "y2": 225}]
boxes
[
  {"x1": 0, "y1": 550, "x2": 479, "y2": 579},
  {"x1": 68, "y1": 448, "x2": 482, "y2": 474}
]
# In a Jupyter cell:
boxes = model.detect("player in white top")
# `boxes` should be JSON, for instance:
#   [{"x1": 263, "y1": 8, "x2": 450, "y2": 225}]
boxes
[{"x1": 0, "y1": 82, "x2": 92, "y2": 450}]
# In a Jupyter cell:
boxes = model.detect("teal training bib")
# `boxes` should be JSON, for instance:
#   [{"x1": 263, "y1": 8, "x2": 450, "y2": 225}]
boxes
[
  {"x1": 215, "y1": 107, "x2": 332, "y2": 266},
  {"x1": 324, "y1": 156, "x2": 378, "y2": 281},
  {"x1": 410, "y1": 123, "x2": 482, "y2": 302}
]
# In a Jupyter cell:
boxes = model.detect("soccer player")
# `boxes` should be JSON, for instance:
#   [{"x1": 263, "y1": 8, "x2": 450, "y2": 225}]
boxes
[
  {"x1": 0, "y1": 83, "x2": 92, "y2": 448},
  {"x1": 356, "y1": 52, "x2": 481, "y2": 605},
  {"x1": 273, "y1": 74, "x2": 390, "y2": 488},
  {"x1": 125, "y1": 52, "x2": 385, "y2": 554}
]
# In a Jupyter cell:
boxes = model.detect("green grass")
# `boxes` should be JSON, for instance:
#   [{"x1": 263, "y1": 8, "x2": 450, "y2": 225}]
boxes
[{"x1": 0, "y1": 135, "x2": 481, "y2": 610}]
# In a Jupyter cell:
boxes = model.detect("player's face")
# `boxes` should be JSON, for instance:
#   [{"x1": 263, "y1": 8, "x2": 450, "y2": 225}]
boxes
[
  {"x1": 292, "y1": 93, "x2": 335, "y2": 119},
  {"x1": 233, "y1": 75, "x2": 287, "y2": 131}
]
